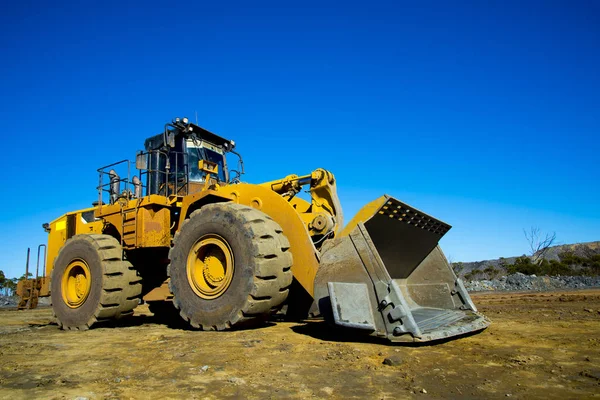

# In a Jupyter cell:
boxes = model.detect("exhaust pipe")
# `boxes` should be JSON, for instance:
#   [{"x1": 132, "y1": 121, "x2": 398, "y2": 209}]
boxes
[{"x1": 314, "y1": 196, "x2": 489, "y2": 342}]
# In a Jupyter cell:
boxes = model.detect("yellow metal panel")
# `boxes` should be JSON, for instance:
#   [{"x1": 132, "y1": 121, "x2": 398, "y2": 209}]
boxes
[
  {"x1": 46, "y1": 216, "x2": 67, "y2": 277},
  {"x1": 178, "y1": 189, "x2": 234, "y2": 226},
  {"x1": 143, "y1": 281, "x2": 172, "y2": 302},
  {"x1": 95, "y1": 195, "x2": 171, "y2": 219},
  {"x1": 94, "y1": 196, "x2": 174, "y2": 249},
  {"x1": 137, "y1": 207, "x2": 171, "y2": 247},
  {"x1": 339, "y1": 195, "x2": 389, "y2": 237},
  {"x1": 76, "y1": 220, "x2": 102, "y2": 235},
  {"x1": 45, "y1": 207, "x2": 103, "y2": 278},
  {"x1": 288, "y1": 197, "x2": 311, "y2": 213}
]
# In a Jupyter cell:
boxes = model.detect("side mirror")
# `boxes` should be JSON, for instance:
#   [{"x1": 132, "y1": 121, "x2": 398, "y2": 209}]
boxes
[{"x1": 136, "y1": 151, "x2": 147, "y2": 170}]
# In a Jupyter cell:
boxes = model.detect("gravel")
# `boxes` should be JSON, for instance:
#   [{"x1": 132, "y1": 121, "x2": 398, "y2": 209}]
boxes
[{"x1": 465, "y1": 273, "x2": 600, "y2": 292}]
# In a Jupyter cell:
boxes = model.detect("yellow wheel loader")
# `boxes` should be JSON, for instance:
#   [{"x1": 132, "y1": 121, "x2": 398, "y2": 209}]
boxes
[{"x1": 26, "y1": 117, "x2": 488, "y2": 342}]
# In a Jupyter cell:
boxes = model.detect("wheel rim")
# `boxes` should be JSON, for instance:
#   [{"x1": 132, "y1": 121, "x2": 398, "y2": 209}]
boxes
[
  {"x1": 61, "y1": 259, "x2": 91, "y2": 308},
  {"x1": 187, "y1": 234, "x2": 234, "y2": 299}
]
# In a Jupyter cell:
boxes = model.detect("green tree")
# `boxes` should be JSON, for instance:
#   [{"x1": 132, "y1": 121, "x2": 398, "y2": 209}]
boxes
[{"x1": 19, "y1": 272, "x2": 32, "y2": 281}]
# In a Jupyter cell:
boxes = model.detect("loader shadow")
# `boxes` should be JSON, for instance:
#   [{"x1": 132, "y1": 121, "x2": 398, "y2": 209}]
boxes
[
  {"x1": 290, "y1": 320, "x2": 486, "y2": 347},
  {"x1": 96, "y1": 313, "x2": 276, "y2": 332},
  {"x1": 96, "y1": 314, "x2": 150, "y2": 329}
]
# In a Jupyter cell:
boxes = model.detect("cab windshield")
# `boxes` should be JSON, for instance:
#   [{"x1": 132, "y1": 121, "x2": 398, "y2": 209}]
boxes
[{"x1": 187, "y1": 144, "x2": 226, "y2": 183}]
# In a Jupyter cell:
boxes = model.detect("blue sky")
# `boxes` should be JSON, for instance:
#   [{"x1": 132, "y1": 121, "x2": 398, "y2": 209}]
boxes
[{"x1": 1, "y1": 1, "x2": 599, "y2": 278}]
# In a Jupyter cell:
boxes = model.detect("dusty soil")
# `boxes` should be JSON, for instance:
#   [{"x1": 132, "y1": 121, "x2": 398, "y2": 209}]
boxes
[{"x1": 0, "y1": 290, "x2": 599, "y2": 399}]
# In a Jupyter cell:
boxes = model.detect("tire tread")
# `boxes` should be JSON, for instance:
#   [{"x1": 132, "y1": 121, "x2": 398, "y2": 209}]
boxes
[
  {"x1": 51, "y1": 234, "x2": 142, "y2": 330},
  {"x1": 168, "y1": 203, "x2": 293, "y2": 330}
]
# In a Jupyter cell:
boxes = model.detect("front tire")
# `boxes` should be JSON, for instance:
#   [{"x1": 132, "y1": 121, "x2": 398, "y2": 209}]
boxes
[
  {"x1": 50, "y1": 234, "x2": 142, "y2": 330},
  {"x1": 168, "y1": 203, "x2": 293, "y2": 330}
]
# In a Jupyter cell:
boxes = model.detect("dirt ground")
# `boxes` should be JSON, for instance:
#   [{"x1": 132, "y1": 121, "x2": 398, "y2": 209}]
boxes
[{"x1": 0, "y1": 290, "x2": 599, "y2": 400}]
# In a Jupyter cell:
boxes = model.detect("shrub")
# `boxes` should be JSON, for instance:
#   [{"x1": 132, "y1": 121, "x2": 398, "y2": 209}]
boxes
[
  {"x1": 482, "y1": 266, "x2": 500, "y2": 279},
  {"x1": 538, "y1": 259, "x2": 574, "y2": 276},
  {"x1": 506, "y1": 256, "x2": 539, "y2": 275}
]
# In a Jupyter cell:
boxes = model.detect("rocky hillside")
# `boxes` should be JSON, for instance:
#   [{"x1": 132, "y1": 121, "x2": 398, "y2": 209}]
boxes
[
  {"x1": 540, "y1": 241, "x2": 600, "y2": 261},
  {"x1": 456, "y1": 241, "x2": 600, "y2": 277}
]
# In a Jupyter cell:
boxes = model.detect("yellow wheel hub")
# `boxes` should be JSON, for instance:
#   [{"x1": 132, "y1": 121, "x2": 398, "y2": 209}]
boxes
[
  {"x1": 61, "y1": 260, "x2": 91, "y2": 308},
  {"x1": 187, "y1": 234, "x2": 234, "y2": 299}
]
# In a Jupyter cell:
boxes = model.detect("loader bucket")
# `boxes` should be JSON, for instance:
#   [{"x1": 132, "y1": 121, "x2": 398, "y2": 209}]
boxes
[{"x1": 314, "y1": 195, "x2": 489, "y2": 342}]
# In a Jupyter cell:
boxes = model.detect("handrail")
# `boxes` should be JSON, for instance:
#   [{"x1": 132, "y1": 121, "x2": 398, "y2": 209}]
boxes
[
  {"x1": 96, "y1": 150, "x2": 192, "y2": 208},
  {"x1": 96, "y1": 160, "x2": 132, "y2": 211}
]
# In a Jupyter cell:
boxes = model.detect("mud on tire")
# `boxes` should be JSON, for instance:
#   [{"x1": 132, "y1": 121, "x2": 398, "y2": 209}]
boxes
[
  {"x1": 50, "y1": 234, "x2": 142, "y2": 330},
  {"x1": 168, "y1": 203, "x2": 293, "y2": 330}
]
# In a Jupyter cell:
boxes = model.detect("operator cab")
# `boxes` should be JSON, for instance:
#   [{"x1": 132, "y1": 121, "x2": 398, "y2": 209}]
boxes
[
  {"x1": 141, "y1": 118, "x2": 240, "y2": 197},
  {"x1": 186, "y1": 138, "x2": 227, "y2": 183}
]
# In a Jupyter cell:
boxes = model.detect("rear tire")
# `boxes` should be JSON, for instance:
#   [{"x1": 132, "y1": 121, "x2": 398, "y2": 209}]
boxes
[
  {"x1": 168, "y1": 203, "x2": 293, "y2": 330},
  {"x1": 50, "y1": 234, "x2": 142, "y2": 330}
]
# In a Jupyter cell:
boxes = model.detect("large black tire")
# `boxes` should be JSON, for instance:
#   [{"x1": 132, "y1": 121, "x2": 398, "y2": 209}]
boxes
[
  {"x1": 50, "y1": 234, "x2": 142, "y2": 330},
  {"x1": 168, "y1": 203, "x2": 293, "y2": 330}
]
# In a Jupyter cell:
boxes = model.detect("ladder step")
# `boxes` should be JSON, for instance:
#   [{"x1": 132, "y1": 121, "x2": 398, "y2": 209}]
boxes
[{"x1": 122, "y1": 211, "x2": 137, "y2": 246}]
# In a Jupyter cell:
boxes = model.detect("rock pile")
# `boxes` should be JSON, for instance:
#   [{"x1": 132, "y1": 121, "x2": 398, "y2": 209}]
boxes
[
  {"x1": 0, "y1": 295, "x2": 51, "y2": 307},
  {"x1": 465, "y1": 273, "x2": 600, "y2": 292},
  {"x1": 0, "y1": 295, "x2": 18, "y2": 307}
]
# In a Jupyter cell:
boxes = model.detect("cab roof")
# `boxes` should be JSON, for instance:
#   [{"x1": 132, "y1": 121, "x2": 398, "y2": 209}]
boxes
[{"x1": 144, "y1": 123, "x2": 233, "y2": 151}]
